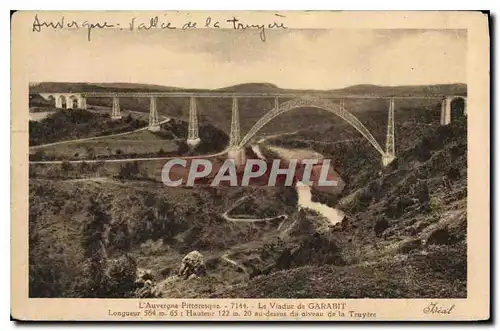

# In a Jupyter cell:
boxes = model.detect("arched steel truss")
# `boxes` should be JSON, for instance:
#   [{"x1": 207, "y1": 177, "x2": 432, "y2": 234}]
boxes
[{"x1": 237, "y1": 97, "x2": 386, "y2": 157}]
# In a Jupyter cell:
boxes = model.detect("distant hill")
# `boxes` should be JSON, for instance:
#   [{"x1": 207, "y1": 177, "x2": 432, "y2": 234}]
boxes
[
  {"x1": 332, "y1": 83, "x2": 467, "y2": 97},
  {"x1": 29, "y1": 82, "x2": 193, "y2": 94},
  {"x1": 92, "y1": 83, "x2": 185, "y2": 92},
  {"x1": 29, "y1": 82, "x2": 467, "y2": 97},
  {"x1": 30, "y1": 82, "x2": 108, "y2": 93},
  {"x1": 216, "y1": 83, "x2": 281, "y2": 93}
]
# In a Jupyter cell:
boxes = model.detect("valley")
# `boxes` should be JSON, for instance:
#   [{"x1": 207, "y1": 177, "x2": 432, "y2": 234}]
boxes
[{"x1": 28, "y1": 82, "x2": 467, "y2": 299}]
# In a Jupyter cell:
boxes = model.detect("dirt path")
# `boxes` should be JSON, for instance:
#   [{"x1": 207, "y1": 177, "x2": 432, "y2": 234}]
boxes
[
  {"x1": 29, "y1": 147, "x2": 229, "y2": 165},
  {"x1": 221, "y1": 194, "x2": 288, "y2": 223}
]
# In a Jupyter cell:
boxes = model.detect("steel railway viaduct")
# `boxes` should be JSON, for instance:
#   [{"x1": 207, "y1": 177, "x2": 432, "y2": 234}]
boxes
[{"x1": 38, "y1": 91, "x2": 467, "y2": 167}]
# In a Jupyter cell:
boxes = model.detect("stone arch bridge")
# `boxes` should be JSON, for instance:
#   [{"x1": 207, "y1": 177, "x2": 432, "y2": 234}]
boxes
[
  {"x1": 39, "y1": 93, "x2": 87, "y2": 110},
  {"x1": 37, "y1": 92, "x2": 467, "y2": 167}
]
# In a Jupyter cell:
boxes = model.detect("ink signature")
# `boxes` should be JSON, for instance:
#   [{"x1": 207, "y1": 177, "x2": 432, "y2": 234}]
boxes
[{"x1": 423, "y1": 302, "x2": 455, "y2": 315}]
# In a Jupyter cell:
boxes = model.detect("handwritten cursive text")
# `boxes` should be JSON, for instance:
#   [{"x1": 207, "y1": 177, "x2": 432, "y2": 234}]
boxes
[
  {"x1": 31, "y1": 14, "x2": 288, "y2": 43},
  {"x1": 226, "y1": 17, "x2": 287, "y2": 42},
  {"x1": 32, "y1": 14, "x2": 114, "y2": 41}
]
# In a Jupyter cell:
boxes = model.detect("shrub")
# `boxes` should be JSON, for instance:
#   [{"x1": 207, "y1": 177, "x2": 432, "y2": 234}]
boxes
[
  {"x1": 374, "y1": 218, "x2": 389, "y2": 237},
  {"x1": 84, "y1": 146, "x2": 95, "y2": 159},
  {"x1": 416, "y1": 180, "x2": 430, "y2": 203},
  {"x1": 79, "y1": 161, "x2": 90, "y2": 172},
  {"x1": 429, "y1": 197, "x2": 441, "y2": 211},
  {"x1": 104, "y1": 255, "x2": 138, "y2": 298},
  {"x1": 118, "y1": 162, "x2": 140, "y2": 179},
  {"x1": 140, "y1": 239, "x2": 166, "y2": 256},
  {"x1": 61, "y1": 160, "x2": 72, "y2": 172},
  {"x1": 31, "y1": 149, "x2": 45, "y2": 161}
]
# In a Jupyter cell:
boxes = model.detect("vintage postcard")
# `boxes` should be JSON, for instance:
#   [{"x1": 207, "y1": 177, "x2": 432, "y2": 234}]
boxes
[{"x1": 11, "y1": 11, "x2": 490, "y2": 321}]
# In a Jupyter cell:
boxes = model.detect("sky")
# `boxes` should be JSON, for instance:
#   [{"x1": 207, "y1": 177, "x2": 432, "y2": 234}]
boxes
[{"x1": 27, "y1": 28, "x2": 467, "y2": 90}]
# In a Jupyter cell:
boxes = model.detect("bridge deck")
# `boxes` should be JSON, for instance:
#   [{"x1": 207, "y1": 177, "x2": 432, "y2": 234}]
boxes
[{"x1": 80, "y1": 92, "x2": 462, "y2": 99}]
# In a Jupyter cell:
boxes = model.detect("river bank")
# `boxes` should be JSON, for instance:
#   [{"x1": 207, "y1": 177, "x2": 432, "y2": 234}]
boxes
[{"x1": 250, "y1": 141, "x2": 346, "y2": 225}]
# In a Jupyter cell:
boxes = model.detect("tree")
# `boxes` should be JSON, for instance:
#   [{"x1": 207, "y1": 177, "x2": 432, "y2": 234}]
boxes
[
  {"x1": 417, "y1": 179, "x2": 430, "y2": 203},
  {"x1": 76, "y1": 197, "x2": 110, "y2": 297},
  {"x1": 104, "y1": 255, "x2": 137, "y2": 298}
]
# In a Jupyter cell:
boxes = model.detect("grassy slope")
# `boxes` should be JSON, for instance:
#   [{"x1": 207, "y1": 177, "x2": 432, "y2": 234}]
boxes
[
  {"x1": 29, "y1": 109, "x2": 148, "y2": 146},
  {"x1": 30, "y1": 113, "x2": 229, "y2": 160},
  {"x1": 215, "y1": 244, "x2": 466, "y2": 298}
]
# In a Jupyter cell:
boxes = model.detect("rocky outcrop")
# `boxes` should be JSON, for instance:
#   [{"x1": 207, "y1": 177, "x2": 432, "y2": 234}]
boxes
[
  {"x1": 134, "y1": 268, "x2": 159, "y2": 298},
  {"x1": 135, "y1": 252, "x2": 208, "y2": 298},
  {"x1": 136, "y1": 279, "x2": 157, "y2": 298},
  {"x1": 135, "y1": 268, "x2": 153, "y2": 285},
  {"x1": 178, "y1": 251, "x2": 207, "y2": 279}
]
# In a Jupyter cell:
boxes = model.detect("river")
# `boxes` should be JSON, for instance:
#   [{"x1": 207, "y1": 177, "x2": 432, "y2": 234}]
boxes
[
  {"x1": 296, "y1": 181, "x2": 345, "y2": 225},
  {"x1": 250, "y1": 142, "x2": 345, "y2": 225}
]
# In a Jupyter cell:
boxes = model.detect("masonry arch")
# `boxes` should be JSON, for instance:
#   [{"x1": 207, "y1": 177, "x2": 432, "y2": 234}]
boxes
[
  {"x1": 450, "y1": 96, "x2": 466, "y2": 120},
  {"x1": 238, "y1": 97, "x2": 386, "y2": 157},
  {"x1": 59, "y1": 95, "x2": 67, "y2": 109},
  {"x1": 68, "y1": 95, "x2": 79, "y2": 109}
]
